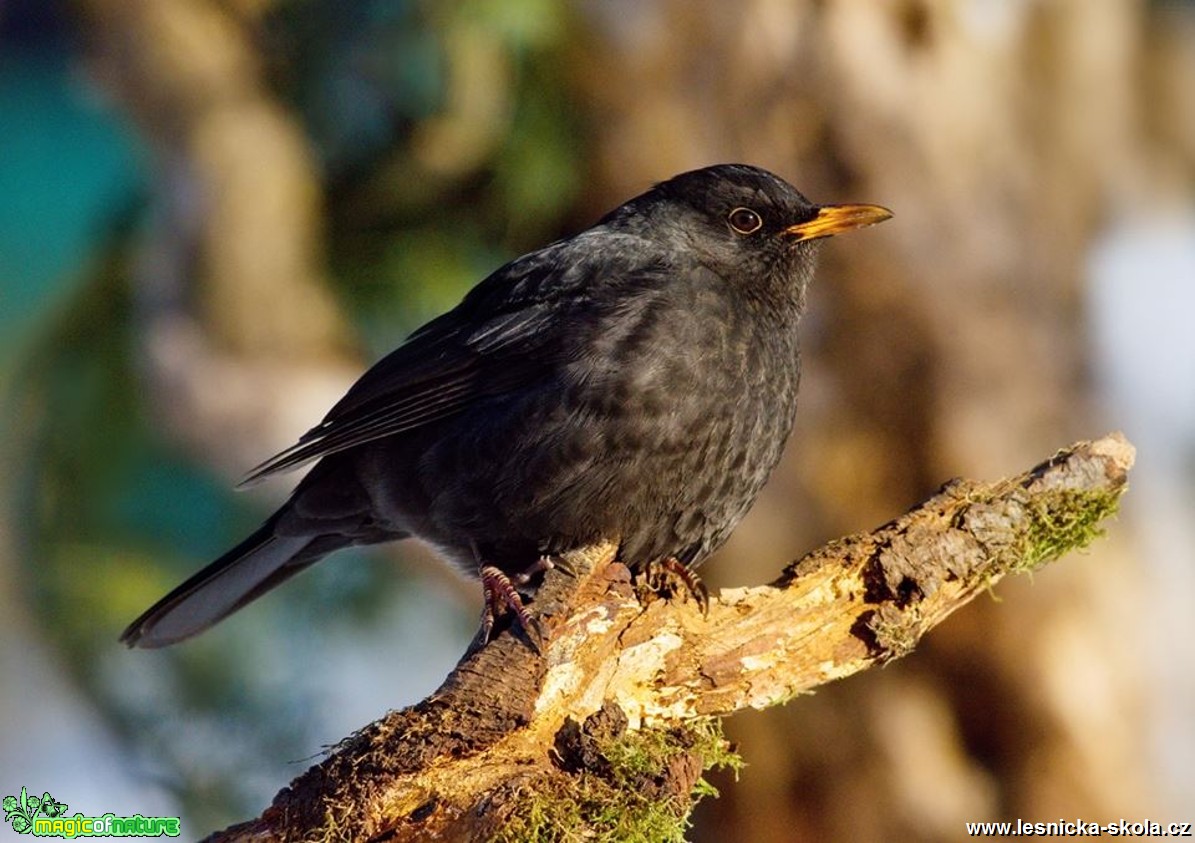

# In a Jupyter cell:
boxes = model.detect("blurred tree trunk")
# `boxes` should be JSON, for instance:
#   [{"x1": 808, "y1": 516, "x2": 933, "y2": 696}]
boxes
[
  {"x1": 568, "y1": 1, "x2": 1187, "y2": 840},
  {"x1": 79, "y1": 0, "x2": 359, "y2": 482}
]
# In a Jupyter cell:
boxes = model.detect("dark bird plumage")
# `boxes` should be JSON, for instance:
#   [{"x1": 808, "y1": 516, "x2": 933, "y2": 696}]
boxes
[{"x1": 121, "y1": 164, "x2": 890, "y2": 648}]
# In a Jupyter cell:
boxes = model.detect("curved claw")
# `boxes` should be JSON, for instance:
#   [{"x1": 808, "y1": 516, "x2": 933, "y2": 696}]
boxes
[{"x1": 478, "y1": 565, "x2": 542, "y2": 652}]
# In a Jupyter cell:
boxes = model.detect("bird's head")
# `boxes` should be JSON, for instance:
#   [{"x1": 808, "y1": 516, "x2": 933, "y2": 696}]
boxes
[{"x1": 606, "y1": 164, "x2": 892, "y2": 308}]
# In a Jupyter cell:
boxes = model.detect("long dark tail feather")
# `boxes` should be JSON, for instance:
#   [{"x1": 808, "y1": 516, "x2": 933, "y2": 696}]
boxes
[{"x1": 120, "y1": 521, "x2": 328, "y2": 649}]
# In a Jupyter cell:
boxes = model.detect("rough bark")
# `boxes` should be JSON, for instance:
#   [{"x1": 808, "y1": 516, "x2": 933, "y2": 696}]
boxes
[{"x1": 204, "y1": 432, "x2": 1132, "y2": 842}]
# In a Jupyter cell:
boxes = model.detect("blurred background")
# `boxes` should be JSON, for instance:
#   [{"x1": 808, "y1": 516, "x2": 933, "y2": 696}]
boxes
[{"x1": 1, "y1": 0, "x2": 1192, "y2": 839}]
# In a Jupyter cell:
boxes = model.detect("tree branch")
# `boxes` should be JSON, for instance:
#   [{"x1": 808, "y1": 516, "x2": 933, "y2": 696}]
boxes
[{"x1": 207, "y1": 432, "x2": 1133, "y2": 842}]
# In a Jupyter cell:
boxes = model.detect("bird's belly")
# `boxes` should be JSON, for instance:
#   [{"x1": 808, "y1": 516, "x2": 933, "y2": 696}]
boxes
[{"x1": 371, "y1": 353, "x2": 798, "y2": 575}]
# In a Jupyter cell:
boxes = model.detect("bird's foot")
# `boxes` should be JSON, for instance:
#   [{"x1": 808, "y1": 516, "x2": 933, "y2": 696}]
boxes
[
  {"x1": 640, "y1": 557, "x2": 710, "y2": 616},
  {"x1": 477, "y1": 564, "x2": 541, "y2": 652}
]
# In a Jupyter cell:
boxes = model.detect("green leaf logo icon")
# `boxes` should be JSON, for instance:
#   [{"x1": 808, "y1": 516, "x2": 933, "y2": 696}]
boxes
[{"x1": 2, "y1": 786, "x2": 45, "y2": 835}]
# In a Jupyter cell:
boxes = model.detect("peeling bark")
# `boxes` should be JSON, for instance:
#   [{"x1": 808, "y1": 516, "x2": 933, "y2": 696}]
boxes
[{"x1": 205, "y1": 433, "x2": 1133, "y2": 842}]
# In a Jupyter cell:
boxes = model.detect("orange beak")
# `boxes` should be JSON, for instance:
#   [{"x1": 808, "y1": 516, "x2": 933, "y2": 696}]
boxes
[{"x1": 784, "y1": 203, "x2": 893, "y2": 242}]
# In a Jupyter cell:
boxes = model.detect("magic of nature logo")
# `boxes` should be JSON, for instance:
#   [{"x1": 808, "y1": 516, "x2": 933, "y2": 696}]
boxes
[{"x1": 2, "y1": 787, "x2": 180, "y2": 838}]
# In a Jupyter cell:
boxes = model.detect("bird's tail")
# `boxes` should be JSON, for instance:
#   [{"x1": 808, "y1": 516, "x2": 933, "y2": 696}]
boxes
[{"x1": 120, "y1": 520, "x2": 325, "y2": 649}]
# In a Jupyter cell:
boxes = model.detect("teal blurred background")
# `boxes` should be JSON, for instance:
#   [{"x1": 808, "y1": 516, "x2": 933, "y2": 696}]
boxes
[
  {"x1": 1, "y1": 0, "x2": 584, "y2": 831},
  {"x1": 2, "y1": 1, "x2": 1193, "y2": 840}
]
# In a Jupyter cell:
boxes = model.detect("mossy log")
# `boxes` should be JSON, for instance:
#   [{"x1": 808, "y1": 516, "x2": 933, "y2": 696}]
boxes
[{"x1": 206, "y1": 433, "x2": 1134, "y2": 842}]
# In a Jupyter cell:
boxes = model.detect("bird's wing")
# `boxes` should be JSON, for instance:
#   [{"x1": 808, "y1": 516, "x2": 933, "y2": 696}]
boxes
[{"x1": 237, "y1": 240, "x2": 634, "y2": 486}]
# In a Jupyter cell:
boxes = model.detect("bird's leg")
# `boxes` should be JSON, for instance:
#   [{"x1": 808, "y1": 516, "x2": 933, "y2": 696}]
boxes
[
  {"x1": 479, "y1": 564, "x2": 536, "y2": 643},
  {"x1": 470, "y1": 555, "x2": 565, "y2": 652},
  {"x1": 641, "y1": 557, "x2": 711, "y2": 616}
]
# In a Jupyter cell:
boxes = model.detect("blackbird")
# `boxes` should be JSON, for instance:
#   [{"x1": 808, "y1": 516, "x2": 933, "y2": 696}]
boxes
[{"x1": 121, "y1": 164, "x2": 890, "y2": 648}]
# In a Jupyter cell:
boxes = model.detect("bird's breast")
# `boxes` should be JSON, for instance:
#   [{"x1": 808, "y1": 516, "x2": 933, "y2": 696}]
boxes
[
  {"x1": 395, "y1": 274, "x2": 804, "y2": 574},
  {"x1": 533, "y1": 281, "x2": 803, "y2": 561}
]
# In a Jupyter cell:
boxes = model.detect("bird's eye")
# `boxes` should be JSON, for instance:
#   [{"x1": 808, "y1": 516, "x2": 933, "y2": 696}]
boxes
[{"x1": 728, "y1": 207, "x2": 763, "y2": 235}]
